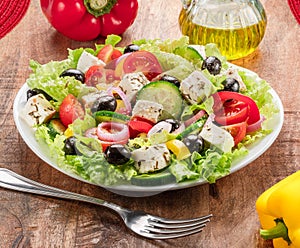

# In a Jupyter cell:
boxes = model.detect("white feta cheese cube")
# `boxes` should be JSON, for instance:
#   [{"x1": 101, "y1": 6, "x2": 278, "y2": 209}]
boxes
[
  {"x1": 199, "y1": 121, "x2": 234, "y2": 153},
  {"x1": 77, "y1": 51, "x2": 105, "y2": 73},
  {"x1": 80, "y1": 91, "x2": 107, "y2": 109},
  {"x1": 180, "y1": 70, "x2": 214, "y2": 104},
  {"x1": 118, "y1": 72, "x2": 150, "y2": 102},
  {"x1": 132, "y1": 100, "x2": 163, "y2": 123},
  {"x1": 21, "y1": 94, "x2": 56, "y2": 127},
  {"x1": 131, "y1": 144, "x2": 171, "y2": 173}
]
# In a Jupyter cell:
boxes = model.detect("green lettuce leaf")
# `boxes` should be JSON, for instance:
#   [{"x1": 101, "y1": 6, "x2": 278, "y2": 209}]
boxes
[
  {"x1": 191, "y1": 147, "x2": 248, "y2": 183},
  {"x1": 26, "y1": 59, "x2": 94, "y2": 104},
  {"x1": 169, "y1": 158, "x2": 200, "y2": 183}
]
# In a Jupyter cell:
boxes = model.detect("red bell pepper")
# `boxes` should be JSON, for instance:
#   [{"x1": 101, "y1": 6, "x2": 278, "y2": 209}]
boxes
[{"x1": 40, "y1": 0, "x2": 138, "y2": 41}]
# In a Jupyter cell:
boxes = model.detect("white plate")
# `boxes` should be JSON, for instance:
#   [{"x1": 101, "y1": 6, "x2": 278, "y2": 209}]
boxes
[{"x1": 13, "y1": 67, "x2": 284, "y2": 197}]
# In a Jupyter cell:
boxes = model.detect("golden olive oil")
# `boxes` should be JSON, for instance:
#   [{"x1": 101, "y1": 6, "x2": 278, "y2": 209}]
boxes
[{"x1": 179, "y1": 7, "x2": 267, "y2": 60}]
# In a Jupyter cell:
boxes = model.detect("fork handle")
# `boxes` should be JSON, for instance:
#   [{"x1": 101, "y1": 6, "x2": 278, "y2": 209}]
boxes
[{"x1": 0, "y1": 168, "x2": 125, "y2": 213}]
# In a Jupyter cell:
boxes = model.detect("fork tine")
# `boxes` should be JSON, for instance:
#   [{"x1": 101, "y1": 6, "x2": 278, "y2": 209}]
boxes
[
  {"x1": 148, "y1": 214, "x2": 212, "y2": 229},
  {"x1": 141, "y1": 226, "x2": 206, "y2": 239},
  {"x1": 145, "y1": 222, "x2": 207, "y2": 234}
]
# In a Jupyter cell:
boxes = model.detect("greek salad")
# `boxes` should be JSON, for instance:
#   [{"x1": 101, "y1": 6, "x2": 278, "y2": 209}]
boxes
[{"x1": 21, "y1": 35, "x2": 278, "y2": 186}]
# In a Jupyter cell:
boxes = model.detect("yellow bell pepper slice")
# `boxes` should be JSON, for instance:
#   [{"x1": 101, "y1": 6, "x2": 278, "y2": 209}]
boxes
[
  {"x1": 64, "y1": 127, "x2": 74, "y2": 138},
  {"x1": 256, "y1": 170, "x2": 300, "y2": 248},
  {"x1": 166, "y1": 139, "x2": 191, "y2": 161}
]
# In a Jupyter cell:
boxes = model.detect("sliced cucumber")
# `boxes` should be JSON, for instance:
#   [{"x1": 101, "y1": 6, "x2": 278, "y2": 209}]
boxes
[
  {"x1": 131, "y1": 169, "x2": 176, "y2": 186},
  {"x1": 93, "y1": 110, "x2": 130, "y2": 123},
  {"x1": 174, "y1": 46, "x2": 203, "y2": 65},
  {"x1": 136, "y1": 81, "x2": 183, "y2": 120},
  {"x1": 176, "y1": 116, "x2": 207, "y2": 140},
  {"x1": 47, "y1": 119, "x2": 66, "y2": 140}
]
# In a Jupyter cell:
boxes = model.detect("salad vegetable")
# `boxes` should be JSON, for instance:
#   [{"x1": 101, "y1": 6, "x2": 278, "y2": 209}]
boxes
[
  {"x1": 21, "y1": 35, "x2": 278, "y2": 186},
  {"x1": 40, "y1": 0, "x2": 138, "y2": 41}
]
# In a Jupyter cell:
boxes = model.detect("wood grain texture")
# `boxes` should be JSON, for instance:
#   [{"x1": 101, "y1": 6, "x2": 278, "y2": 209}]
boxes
[{"x1": 0, "y1": 0, "x2": 299, "y2": 247}]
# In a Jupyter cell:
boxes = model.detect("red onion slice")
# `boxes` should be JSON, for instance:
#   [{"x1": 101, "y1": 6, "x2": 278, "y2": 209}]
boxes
[
  {"x1": 147, "y1": 121, "x2": 173, "y2": 137},
  {"x1": 97, "y1": 122, "x2": 129, "y2": 142},
  {"x1": 184, "y1": 110, "x2": 206, "y2": 126},
  {"x1": 246, "y1": 115, "x2": 266, "y2": 133},
  {"x1": 84, "y1": 127, "x2": 98, "y2": 139},
  {"x1": 107, "y1": 86, "x2": 132, "y2": 115}
]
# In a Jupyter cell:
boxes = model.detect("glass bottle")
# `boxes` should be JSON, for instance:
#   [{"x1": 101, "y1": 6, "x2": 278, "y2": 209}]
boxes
[{"x1": 179, "y1": 0, "x2": 267, "y2": 60}]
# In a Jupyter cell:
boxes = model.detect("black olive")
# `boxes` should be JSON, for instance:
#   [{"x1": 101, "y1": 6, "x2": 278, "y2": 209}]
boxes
[
  {"x1": 91, "y1": 95, "x2": 117, "y2": 113},
  {"x1": 201, "y1": 56, "x2": 222, "y2": 75},
  {"x1": 26, "y1": 88, "x2": 52, "y2": 101},
  {"x1": 160, "y1": 74, "x2": 181, "y2": 87},
  {"x1": 64, "y1": 136, "x2": 77, "y2": 155},
  {"x1": 105, "y1": 144, "x2": 131, "y2": 165},
  {"x1": 124, "y1": 44, "x2": 140, "y2": 54},
  {"x1": 183, "y1": 134, "x2": 204, "y2": 153},
  {"x1": 60, "y1": 68, "x2": 85, "y2": 83},
  {"x1": 221, "y1": 78, "x2": 240, "y2": 92},
  {"x1": 164, "y1": 119, "x2": 180, "y2": 132}
]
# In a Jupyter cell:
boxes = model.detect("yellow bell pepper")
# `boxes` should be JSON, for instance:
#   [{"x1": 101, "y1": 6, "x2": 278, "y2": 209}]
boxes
[
  {"x1": 256, "y1": 170, "x2": 300, "y2": 248},
  {"x1": 64, "y1": 127, "x2": 74, "y2": 138},
  {"x1": 166, "y1": 139, "x2": 191, "y2": 161}
]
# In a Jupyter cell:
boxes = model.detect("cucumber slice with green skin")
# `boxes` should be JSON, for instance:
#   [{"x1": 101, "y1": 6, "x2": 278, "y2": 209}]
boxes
[
  {"x1": 131, "y1": 169, "x2": 176, "y2": 186},
  {"x1": 136, "y1": 81, "x2": 183, "y2": 120},
  {"x1": 174, "y1": 46, "x2": 204, "y2": 64},
  {"x1": 93, "y1": 110, "x2": 130, "y2": 123},
  {"x1": 176, "y1": 116, "x2": 207, "y2": 140},
  {"x1": 47, "y1": 119, "x2": 66, "y2": 140}
]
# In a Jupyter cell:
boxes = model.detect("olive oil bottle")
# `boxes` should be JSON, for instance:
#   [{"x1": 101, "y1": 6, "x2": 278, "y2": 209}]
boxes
[{"x1": 179, "y1": 0, "x2": 267, "y2": 60}]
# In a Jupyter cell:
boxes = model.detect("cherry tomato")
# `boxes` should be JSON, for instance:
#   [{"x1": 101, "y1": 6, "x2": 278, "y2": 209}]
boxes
[
  {"x1": 97, "y1": 44, "x2": 122, "y2": 64},
  {"x1": 224, "y1": 122, "x2": 247, "y2": 146},
  {"x1": 128, "y1": 119, "x2": 154, "y2": 138},
  {"x1": 59, "y1": 94, "x2": 85, "y2": 127},
  {"x1": 85, "y1": 65, "x2": 120, "y2": 87},
  {"x1": 122, "y1": 51, "x2": 163, "y2": 80},
  {"x1": 213, "y1": 91, "x2": 260, "y2": 125}
]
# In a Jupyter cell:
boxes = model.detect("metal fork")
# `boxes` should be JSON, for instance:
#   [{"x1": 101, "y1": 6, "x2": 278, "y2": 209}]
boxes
[{"x1": 0, "y1": 168, "x2": 212, "y2": 239}]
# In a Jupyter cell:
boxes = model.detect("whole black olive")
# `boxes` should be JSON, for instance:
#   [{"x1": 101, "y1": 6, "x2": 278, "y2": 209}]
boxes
[
  {"x1": 26, "y1": 88, "x2": 52, "y2": 101},
  {"x1": 64, "y1": 136, "x2": 77, "y2": 155},
  {"x1": 105, "y1": 144, "x2": 131, "y2": 165},
  {"x1": 60, "y1": 68, "x2": 85, "y2": 83},
  {"x1": 124, "y1": 44, "x2": 140, "y2": 54},
  {"x1": 91, "y1": 95, "x2": 117, "y2": 113},
  {"x1": 221, "y1": 78, "x2": 240, "y2": 92},
  {"x1": 160, "y1": 74, "x2": 181, "y2": 87},
  {"x1": 201, "y1": 56, "x2": 222, "y2": 75},
  {"x1": 164, "y1": 119, "x2": 180, "y2": 132},
  {"x1": 183, "y1": 134, "x2": 204, "y2": 153}
]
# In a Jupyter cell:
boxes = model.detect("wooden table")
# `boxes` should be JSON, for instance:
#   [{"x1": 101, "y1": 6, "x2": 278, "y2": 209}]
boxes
[{"x1": 0, "y1": 0, "x2": 299, "y2": 247}]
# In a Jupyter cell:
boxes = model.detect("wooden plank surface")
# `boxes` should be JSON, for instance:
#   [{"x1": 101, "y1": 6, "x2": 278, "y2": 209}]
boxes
[{"x1": 0, "y1": 0, "x2": 299, "y2": 247}]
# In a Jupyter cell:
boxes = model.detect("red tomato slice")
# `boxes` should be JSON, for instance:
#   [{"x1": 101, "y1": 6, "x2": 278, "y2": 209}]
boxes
[
  {"x1": 100, "y1": 138, "x2": 128, "y2": 152},
  {"x1": 128, "y1": 120, "x2": 154, "y2": 138},
  {"x1": 85, "y1": 65, "x2": 120, "y2": 87},
  {"x1": 97, "y1": 44, "x2": 122, "y2": 64},
  {"x1": 122, "y1": 51, "x2": 163, "y2": 80},
  {"x1": 213, "y1": 91, "x2": 260, "y2": 125},
  {"x1": 59, "y1": 94, "x2": 85, "y2": 127},
  {"x1": 224, "y1": 122, "x2": 247, "y2": 146}
]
